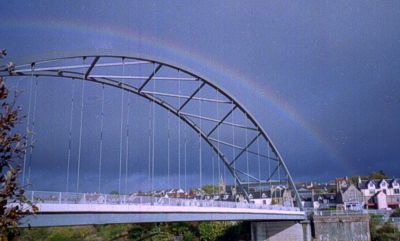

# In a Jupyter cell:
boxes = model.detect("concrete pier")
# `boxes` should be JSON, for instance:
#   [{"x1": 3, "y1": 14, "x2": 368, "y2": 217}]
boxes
[
  {"x1": 312, "y1": 214, "x2": 370, "y2": 241},
  {"x1": 251, "y1": 221, "x2": 308, "y2": 241}
]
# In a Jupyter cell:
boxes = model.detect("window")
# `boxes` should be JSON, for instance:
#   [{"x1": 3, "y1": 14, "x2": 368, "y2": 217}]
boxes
[
  {"x1": 394, "y1": 189, "x2": 400, "y2": 194},
  {"x1": 370, "y1": 190, "x2": 375, "y2": 195},
  {"x1": 383, "y1": 189, "x2": 387, "y2": 194}
]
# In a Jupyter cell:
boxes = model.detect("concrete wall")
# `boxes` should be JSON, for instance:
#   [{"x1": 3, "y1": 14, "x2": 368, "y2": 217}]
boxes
[
  {"x1": 312, "y1": 214, "x2": 370, "y2": 241},
  {"x1": 251, "y1": 221, "x2": 309, "y2": 241}
]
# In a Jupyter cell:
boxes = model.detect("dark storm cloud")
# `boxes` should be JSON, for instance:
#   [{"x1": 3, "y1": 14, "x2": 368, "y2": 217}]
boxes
[{"x1": 1, "y1": 1, "x2": 400, "y2": 192}]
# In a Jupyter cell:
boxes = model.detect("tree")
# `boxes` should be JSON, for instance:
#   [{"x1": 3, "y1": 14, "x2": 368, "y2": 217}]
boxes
[
  {"x1": 370, "y1": 170, "x2": 387, "y2": 180},
  {"x1": 0, "y1": 74, "x2": 37, "y2": 240},
  {"x1": 348, "y1": 176, "x2": 360, "y2": 185},
  {"x1": 109, "y1": 191, "x2": 119, "y2": 195},
  {"x1": 198, "y1": 222, "x2": 225, "y2": 241},
  {"x1": 201, "y1": 185, "x2": 218, "y2": 195},
  {"x1": 127, "y1": 225, "x2": 143, "y2": 240},
  {"x1": 390, "y1": 208, "x2": 400, "y2": 218}
]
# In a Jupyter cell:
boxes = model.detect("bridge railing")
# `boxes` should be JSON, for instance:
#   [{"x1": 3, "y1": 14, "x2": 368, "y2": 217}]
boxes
[
  {"x1": 312, "y1": 209, "x2": 396, "y2": 217},
  {"x1": 313, "y1": 210, "x2": 369, "y2": 216},
  {"x1": 26, "y1": 191, "x2": 301, "y2": 212}
]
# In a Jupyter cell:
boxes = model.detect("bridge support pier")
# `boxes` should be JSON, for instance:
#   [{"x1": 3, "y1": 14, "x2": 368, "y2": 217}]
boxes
[
  {"x1": 251, "y1": 220, "x2": 311, "y2": 241},
  {"x1": 312, "y1": 214, "x2": 370, "y2": 241}
]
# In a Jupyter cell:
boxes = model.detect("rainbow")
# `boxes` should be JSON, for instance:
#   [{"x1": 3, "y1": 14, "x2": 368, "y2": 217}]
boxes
[{"x1": 1, "y1": 17, "x2": 342, "y2": 166}]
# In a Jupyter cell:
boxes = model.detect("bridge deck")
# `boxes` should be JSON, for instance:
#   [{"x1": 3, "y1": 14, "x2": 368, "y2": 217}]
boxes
[
  {"x1": 20, "y1": 191, "x2": 305, "y2": 227},
  {"x1": 23, "y1": 203, "x2": 305, "y2": 227}
]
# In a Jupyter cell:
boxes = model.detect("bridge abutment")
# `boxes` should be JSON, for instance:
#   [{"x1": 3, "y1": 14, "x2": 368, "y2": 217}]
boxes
[
  {"x1": 251, "y1": 220, "x2": 311, "y2": 241},
  {"x1": 312, "y1": 214, "x2": 370, "y2": 241}
]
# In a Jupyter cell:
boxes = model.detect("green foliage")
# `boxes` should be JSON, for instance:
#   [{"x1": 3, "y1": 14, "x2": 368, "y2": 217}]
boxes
[
  {"x1": 170, "y1": 222, "x2": 190, "y2": 234},
  {"x1": 348, "y1": 170, "x2": 388, "y2": 188},
  {"x1": 348, "y1": 176, "x2": 360, "y2": 185},
  {"x1": 371, "y1": 223, "x2": 400, "y2": 241},
  {"x1": 18, "y1": 226, "x2": 94, "y2": 241},
  {"x1": 202, "y1": 185, "x2": 218, "y2": 194},
  {"x1": 217, "y1": 221, "x2": 251, "y2": 241},
  {"x1": 18, "y1": 221, "x2": 250, "y2": 241},
  {"x1": 183, "y1": 230, "x2": 194, "y2": 241},
  {"x1": 109, "y1": 191, "x2": 119, "y2": 195},
  {"x1": 271, "y1": 198, "x2": 278, "y2": 205},
  {"x1": 47, "y1": 233, "x2": 78, "y2": 241},
  {"x1": 370, "y1": 170, "x2": 388, "y2": 180},
  {"x1": 0, "y1": 74, "x2": 37, "y2": 240},
  {"x1": 314, "y1": 189, "x2": 326, "y2": 194},
  {"x1": 127, "y1": 225, "x2": 142, "y2": 240},
  {"x1": 390, "y1": 209, "x2": 400, "y2": 218},
  {"x1": 198, "y1": 222, "x2": 226, "y2": 241},
  {"x1": 370, "y1": 215, "x2": 400, "y2": 241},
  {"x1": 328, "y1": 186, "x2": 337, "y2": 193}
]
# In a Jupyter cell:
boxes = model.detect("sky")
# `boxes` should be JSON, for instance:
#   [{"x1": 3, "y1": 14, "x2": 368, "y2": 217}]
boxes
[{"x1": 1, "y1": 1, "x2": 400, "y2": 192}]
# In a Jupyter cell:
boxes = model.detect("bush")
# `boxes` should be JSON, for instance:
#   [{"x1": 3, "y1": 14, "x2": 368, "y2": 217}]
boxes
[
  {"x1": 127, "y1": 225, "x2": 143, "y2": 240},
  {"x1": 371, "y1": 223, "x2": 400, "y2": 241},
  {"x1": 183, "y1": 231, "x2": 194, "y2": 241},
  {"x1": 198, "y1": 222, "x2": 226, "y2": 241},
  {"x1": 390, "y1": 208, "x2": 400, "y2": 218},
  {"x1": 217, "y1": 221, "x2": 251, "y2": 241}
]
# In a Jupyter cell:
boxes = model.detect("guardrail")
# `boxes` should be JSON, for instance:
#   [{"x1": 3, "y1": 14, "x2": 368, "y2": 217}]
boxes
[
  {"x1": 313, "y1": 209, "x2": 395, "y2": 217},
  {"x1": 313, "y1": 210, "x2": 369, "y2": 216},
  {"x1": 390, "y1": 217, "x2": 400, "y2": 224},
  {"x1": 26, "y1": 191, "x2": 301, "y2": 212},
  {"x1": 371, "y1": 216, "x2": 400, "y2": 224}
]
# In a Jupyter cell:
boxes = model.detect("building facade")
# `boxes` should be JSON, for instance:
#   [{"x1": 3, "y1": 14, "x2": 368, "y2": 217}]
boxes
[{"x1": 359, "y1": 179, "x2": 400, "y2": 209}]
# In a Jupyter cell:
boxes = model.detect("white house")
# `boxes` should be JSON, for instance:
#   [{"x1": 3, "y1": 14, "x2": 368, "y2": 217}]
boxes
[
  {"x1": 250, "y1": 192, "x2": 272, "y2": 205},
  {"x1": 374, "y1": 191, "x2": 388, "y2": 210},
  {"x1": 359, "y1": 179, "x2": 400, "y2": 209}
]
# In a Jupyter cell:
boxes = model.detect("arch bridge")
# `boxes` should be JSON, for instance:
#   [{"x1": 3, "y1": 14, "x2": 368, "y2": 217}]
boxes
[{"x1": 1, "y1": 55, "x2": 304, "y2": 227}]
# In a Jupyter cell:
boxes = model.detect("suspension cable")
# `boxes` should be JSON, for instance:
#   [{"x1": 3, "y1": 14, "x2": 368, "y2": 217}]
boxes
[
  {"x1": 148, "y1": 98, "x2": 151, "y2": 192},
  {"x1": 27, "y1": 76, "x2": 38, "y2": 188},
  {"x1": 98, "y1": 84, "x2": 105, "y2": 193},
  {"x1": 245, "y1": 115, "x2": 250, "y2": 193},
  {"x1": 184, "y1": 122, "x2": 187, "y2": 192},
  {"x1": 278, "y1": 158, "x2": 281, "y2": 187},
  {"x1": 151, "y1": 69, "x2": 156, "y2": 193},
  {"x1": 216, "y1": 89, "x2": 220, "y2": 186},
  {"x1": 212, "y1": 156, "x2": 215, "y2": 195},
  {"x1": 76, "y1": 61, "x2": 85, "y2": 192},
  {"x1": 231, "y1": 103, "x2": 236, "y2": 191},
  {"x1": 268, "y1": 141, "x2": 272, "y2": 193},
  {"x1": 22, "y1": 64, "x2": 34, "y2": 186},
  {"x1": 118, "y1": 58, "x2": 125, "y2": 195},
  {"x1": 199, "y1": 80, "x2": 202, "y2": 189},
  {"x1": 178, "y1": 71, "x2": 181, "y2": 190},
  {"x1": 66, "y1": 81, "x2": 75, "y2": 192},
  {"x1": 125, "y1": 89, "x2": 131, "y2": 195},
  {"x1": 167, "y1": 110, "x2": 170, "y2": 188},
  {"x1": 257, "y1": 133, "x2": 261, "y2": 195}
]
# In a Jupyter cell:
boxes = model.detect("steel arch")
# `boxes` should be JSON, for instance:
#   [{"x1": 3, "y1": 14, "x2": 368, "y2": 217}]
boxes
[{"x1": 0, "y1": 55, "x2": 302, "y2": 208}]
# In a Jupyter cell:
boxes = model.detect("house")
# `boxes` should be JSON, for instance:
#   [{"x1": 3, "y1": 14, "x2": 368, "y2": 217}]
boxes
[
  {"x1": 338, "y1": 184, "x2": 364, "y2": 210},
  {"x1": 313, "y1": 193, "x2": 337, "y2": 209},
  {"x1": 166, "y1": 188, "x2": 187, "y2": 198},
  {"x1": 247, "y1": 188, "x2": 294, "y2": 207},
  {"x1": 249, "y1": 192, "x2": 271, "y2": 205},
  {"x1": 218, "y1": 176, "x2": 226, "y2": 194},
  {"x1": 335, "y1": 177, "x2": 349, "y2": 193},
  {"x1": 282, "y1": 189, "x2": 294, "y2": 207},
  {"x1": 298, "y1": 189, "x2": 314, "y2": 208},
  {"x1": 373, "y1": 191, "x2": 388, "y2": 209},
  {"x1": 359, "y1": 179, "x2": 400, "y2": 209}
]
